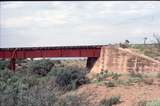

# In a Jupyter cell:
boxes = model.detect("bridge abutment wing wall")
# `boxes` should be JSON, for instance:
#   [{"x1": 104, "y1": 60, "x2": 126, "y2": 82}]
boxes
[{"x1": 89, "y1": 46, "x2": 160, "y2": 76}]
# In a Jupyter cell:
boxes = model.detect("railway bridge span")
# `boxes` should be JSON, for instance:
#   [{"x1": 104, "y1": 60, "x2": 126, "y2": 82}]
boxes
[{"x1": 0, "y1": 45, "x2": 160, "y2": 74}]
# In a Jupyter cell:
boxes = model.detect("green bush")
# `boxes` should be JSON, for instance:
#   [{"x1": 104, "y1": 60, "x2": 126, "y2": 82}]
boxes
[
  {"x1": 16, "y1": 84, "x2": 57, "y2": 106},
  {"x1": 0, "y1": 69, "x2": 58, "y2": 106},
  {"x1": 55, "y1": 69, "x2": 88, "y2": 90},
  {"x1": 57, "y1": 94, "x2": 87, "y2": 106},
  {"x1": 48, "y1": 67, "x2": 67, "y2": 77},
  {"x1": 0, "y1": 60, "x2": 9, "y2": 70},
  {"x1": 105, "y1": 80, "x2": 116, "y2": 87},
  {"x1": 96, "y1": 71, "x2": 109, "y2": 81},
  {"x1": 100, "y1": 96, "x2": 120, "y2": 106},
  {"x1": 0, "y1": 69, "x2": 14, "y2": 81},
  {"x1": 137, "y1": 100, "x2": 148, "y2": 106},
  {"x1": 29, "y1": 59, "x2": 54, "y2": 76},
  {"x1": 129, "y1": 71, "x2": 144, "y2": 79},
  {"x1": 127, "y1": 77, "x2": 143, "y2": 84},
  {"x1": 127, "y1": 72, "x2": 146, "y2": 85},
  {"x1": 130, "y1": 44, "x2": 145, "y2": 51},
  {"x1": 91, "y1": 71, "x2": 121, "y2": 84},
  {"x1": 0, "y1": 60, "x2": 88, "y2": 106},
  {"x1": 146, "y1": 100, "x2": 160, "y2": 106},
  {"x1": 157, "y1": 72, "x2": 160, "y2": 78},
  {"x1": 137, "y1": 99, "x2": 160, "y2": 106},
  {"x1": 111, "y1": 73, "x2": 121, "y2": 80},
  {"x1": 130, "y1": 44, "x2": 160, "y2": 58},
  {"x1": 0, "y1": 69, "x2": 29, "y2": 106}
]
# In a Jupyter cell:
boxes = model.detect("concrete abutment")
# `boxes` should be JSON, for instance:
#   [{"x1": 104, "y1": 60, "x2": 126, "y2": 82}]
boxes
[{"x1": 88, "y1": 46, "x2": 160, "y2": 76}]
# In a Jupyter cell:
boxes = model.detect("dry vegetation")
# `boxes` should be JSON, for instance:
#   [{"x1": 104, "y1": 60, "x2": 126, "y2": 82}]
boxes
[
  {"x1": 0, "y1": 59, "x2": 89, "y2": 106},
  {"x1": 0, "y1": 41, "x2": 160, "y2": 106},
  {"x1": 0, "y1": 58, "x2": 160, "y2": 106},
  {"x1": 129, "y1": 35, "x2": 160, "y2": 59}
]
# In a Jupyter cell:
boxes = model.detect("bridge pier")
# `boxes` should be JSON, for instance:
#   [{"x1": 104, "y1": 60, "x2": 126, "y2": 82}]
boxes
[
  {"x1": 9, "y1": 58, "x2": 16, "y2": 71},
  {"x1": 86, "y1": 57, "x2": 98, "y2": 69}
]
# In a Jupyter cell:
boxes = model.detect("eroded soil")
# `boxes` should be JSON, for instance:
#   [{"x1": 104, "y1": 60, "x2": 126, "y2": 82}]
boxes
[{"x1": 65, "y1": 79, "x2": 160, "y2": 106}]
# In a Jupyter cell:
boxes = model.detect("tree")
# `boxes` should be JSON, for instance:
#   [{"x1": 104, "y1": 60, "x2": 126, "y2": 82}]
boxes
[
  {"x1": 153, "y1": 33, "x2": 160, "y2": 49},
  {"x1": 144, "y1": 37, "x2": 148, "y2": 45}
]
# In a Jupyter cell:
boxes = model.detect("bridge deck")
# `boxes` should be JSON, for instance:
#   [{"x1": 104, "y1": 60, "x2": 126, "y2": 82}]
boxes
[{"x1": 0, "y1": 45, "x2": 105, "y2": 58}]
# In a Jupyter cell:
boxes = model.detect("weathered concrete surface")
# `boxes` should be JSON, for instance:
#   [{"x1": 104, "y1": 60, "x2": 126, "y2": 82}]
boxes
[{"x1": 89, "y1": 45, "x2": 160, "y2": 75}]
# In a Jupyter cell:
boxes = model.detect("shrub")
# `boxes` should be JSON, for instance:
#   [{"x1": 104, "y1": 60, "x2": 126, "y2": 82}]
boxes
[
  {"x1": 29, "y1": 59, "x2": 54, "y2": 76},
  {"x1": 0, "y1": 60, "x2": 89, "y2": 106},
  {"x1": 16, "y1": 84, "x2": 58, "y2": 106},
  {"x1": 57, "y1": 94, "x2": 87, "y2": 106},
  {"x1": 128, "y1": 72, "x2": 155, "y2": 85},
  {"x1": 129, "y1": 71, "x2": 144, "y2": 79},
  {"x1": 96, "y1": 71, "x2": 109, "y2": 81},
  {"x1": 48, "y1": 67, "x2": 67, "y2": 77},
  {"x1": 0, "y1": 69, "x2": 14, "y2": 81},
  {"x1": 0, "y1": 69, "x2": 30, "y2": 106},
  {"x1": 100, "y1": 96, "x2": 120, "y2": 106},
  {"x1": 0, "y1": 60, "x2": 9, "y2": 70},
  {"x1": 24, "y1": 76, "x2": 39, "y2": 88},
  {"x1": 55, "y1": 69, "x2": 88, "y2": 90},
  {"x1": 0, "y1": 68, "x2": 58, "y2": 106},
  {"x1": 143, "y1": 78, "x2": 154, "y2": 85},
  {"x1": 91, "y1": 71, "x2": 121, "y2": 85},
  {"x1": 137, "y1": 99, "x2": 160, "y2": 106},
  {"x1": 105, "y1": 80, "x2": 116, "y2": 87},
  {"x1": 157, "y1": 72, "x2": 160, "y2": 78},
  {"x1": 137, "y1": 100, "x2": 148, "y2": 106},
  {"x1": 126, "y1": 77, "x2": 143, "y2": 85},
  {"x1": 92, "y1": 71, "x2": 121, "y2": 82},
  {"x1": 146, "y1": 100, "x2": 160, "y2": 106}
]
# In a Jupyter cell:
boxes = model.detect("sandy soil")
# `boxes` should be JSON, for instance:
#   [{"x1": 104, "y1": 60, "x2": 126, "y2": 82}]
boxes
[{"x1": 70, "y1": 79, "x2": 160, "y2": 106}]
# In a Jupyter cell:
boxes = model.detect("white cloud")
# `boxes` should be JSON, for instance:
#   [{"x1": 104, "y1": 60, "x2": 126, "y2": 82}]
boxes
[
  {"x1": 1, "y1": 2, "x2": 25, "y2": 9},
  {"x1": 0, "y1": 16, "x2": 33, "y2": 28},
  {"x1": 1, "y1": 9, "x2": 69, "y2": 28},
  {"x1": 0, "y1": 1, "x2": 160, "y2": 47},
  {"x1": 1, "y1": 1, "x2": 160, "y2": 28}
]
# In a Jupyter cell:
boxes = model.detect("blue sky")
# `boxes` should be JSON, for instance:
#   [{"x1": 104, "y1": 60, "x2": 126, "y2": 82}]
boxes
[{"x1": 0, "y1": 1, "x2": 160, "y2": 48}]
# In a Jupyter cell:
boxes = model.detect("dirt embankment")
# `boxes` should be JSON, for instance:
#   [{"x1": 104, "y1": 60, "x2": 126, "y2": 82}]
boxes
[{"x1": 64, "y1": 82, "x2": 160, "y2": 106}]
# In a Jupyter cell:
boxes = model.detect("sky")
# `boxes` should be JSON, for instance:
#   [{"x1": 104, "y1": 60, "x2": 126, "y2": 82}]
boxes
[{"x1": 0, "y1": 1, "x2": 160, "y2": 48}]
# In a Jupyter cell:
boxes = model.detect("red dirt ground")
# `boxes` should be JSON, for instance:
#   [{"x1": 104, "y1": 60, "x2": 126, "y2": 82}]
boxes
[{"x1": 71, "y1": 79, "x2": 160, "y2": 106}]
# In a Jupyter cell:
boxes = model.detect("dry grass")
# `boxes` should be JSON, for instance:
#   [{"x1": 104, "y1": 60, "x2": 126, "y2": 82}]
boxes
[{"x1": 0, "y1": 59, "x2": 160, "y2": 106}]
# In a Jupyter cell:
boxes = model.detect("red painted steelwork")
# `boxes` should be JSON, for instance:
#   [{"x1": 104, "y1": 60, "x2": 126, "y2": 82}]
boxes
[
  {"x1": 0, "y1": 45, "x2": 102, "y2": 59},
  {"x1": 0, "y1": 45, "x2": 104, "y2": 71}
]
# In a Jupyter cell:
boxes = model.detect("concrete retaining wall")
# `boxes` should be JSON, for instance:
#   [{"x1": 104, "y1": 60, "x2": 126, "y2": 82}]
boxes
[{"x1": 89, "y1": 46, "x2": 160, "y2": 75}]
